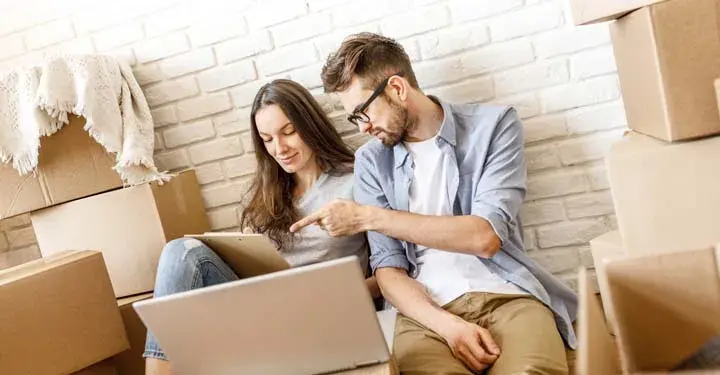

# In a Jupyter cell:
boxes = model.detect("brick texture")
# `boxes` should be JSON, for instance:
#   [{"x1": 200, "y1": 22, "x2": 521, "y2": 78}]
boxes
[{"x1": 0, "y1": 0, "x2": 626, "y2": 285}]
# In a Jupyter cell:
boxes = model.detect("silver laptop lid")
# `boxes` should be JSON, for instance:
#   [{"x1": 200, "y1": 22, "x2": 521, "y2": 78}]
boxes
[{"x1": 134, "y1": 256, "x2": 390, "y2": 375}]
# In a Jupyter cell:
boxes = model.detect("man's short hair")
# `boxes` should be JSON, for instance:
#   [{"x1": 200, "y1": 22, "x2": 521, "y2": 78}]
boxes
[{"x1": 321, "y1": 32, "x2": 420, "y2": 93}]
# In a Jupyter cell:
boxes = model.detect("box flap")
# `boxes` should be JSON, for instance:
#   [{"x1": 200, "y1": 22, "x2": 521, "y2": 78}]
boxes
[
  {"x1": 577, "y1": 268, "x2": 621, "y2": 375},
  {"x1": 118, "y1": 292, "x2": 154, "y2": 307},
  {"x1": 0, "y1": 166, "x2": 46, "y2": 220},
  {"x1": 39, "y1": 115, "x2": 123, "y2": 204},
  {"x1": 0, "y1": 116, "x2": 123, "y2": 220},
  {"x1": 605, "y1": 248, "x2": 720, "y2": 372},
  {"x1": 151, "y1": 169, "x2": 210, "y2": 241}
]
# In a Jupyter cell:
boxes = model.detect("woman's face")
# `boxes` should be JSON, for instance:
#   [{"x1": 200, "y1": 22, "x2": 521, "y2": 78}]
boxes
[{"x1": 255, "y1": 104, "x2": 315, "y2": 174}]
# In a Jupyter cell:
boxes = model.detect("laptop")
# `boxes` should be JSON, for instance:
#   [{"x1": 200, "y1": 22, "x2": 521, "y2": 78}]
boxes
[
  {"x1": 184, "y1": 233, "x2": 291, "y2": 277},
  {"x1": 134, "y1": 256, "x2": 392, "y2": 375}
]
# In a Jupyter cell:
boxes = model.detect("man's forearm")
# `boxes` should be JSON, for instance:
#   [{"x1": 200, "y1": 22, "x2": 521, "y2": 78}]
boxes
[
  {"x1": 375, "y1": 267, "x2": 454, "y2": 334},
  {"x1": 362, "y1": 207, "x2": 500, "y2": 258}
]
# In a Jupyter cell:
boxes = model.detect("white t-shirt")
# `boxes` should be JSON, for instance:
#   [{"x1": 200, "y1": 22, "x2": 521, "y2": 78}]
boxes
[{"x1": 405, "y1": 136, "x2": 526, "y2": 307}]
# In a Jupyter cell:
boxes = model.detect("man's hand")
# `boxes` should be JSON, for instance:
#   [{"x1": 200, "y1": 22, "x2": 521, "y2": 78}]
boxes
[
  {"x1": 290, "y1": 199, "x2": 370, "y2": 237},
  {"x1": 435, "y1": 315, "x2": 501, "y2": 372}
]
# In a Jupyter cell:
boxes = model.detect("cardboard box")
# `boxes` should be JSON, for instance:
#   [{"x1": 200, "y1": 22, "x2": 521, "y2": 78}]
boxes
[
  {"x1": 607, "y1": 132, "x2": 720, "y2": 255},
  {"x1": 0, "y1": 115, "x2": 123, "y2": 220},
  {"x1": 72, "y1": 360, "x2": 118, "y2": 375},
  {"x1": 113, "y1": 293, "x2": 153, "y2": 375},
  {"x1": 568, "y1": 0, "x2": 667, "y2": 25},
  {"x1": 31, "y1": 170, "x2": 210, "y2": 298},
  {"x1": 610, "y1": 0, "x2": 720, "y2": 142},
  {"x1": 589, "y1": 231, "x2": 625, "y2": 335},
  {"x1": 607, "y1": 248, "x2": 720, "y2": 372},
  {"x1": 605, "y1": 248, "x2": 720, "y2": 372},
  {"x1": 577, "y1": 247, "x2": 720, "y2": 374},
  {"x1": 0, "y1": 250, "x2": 129, "y2": 374}
]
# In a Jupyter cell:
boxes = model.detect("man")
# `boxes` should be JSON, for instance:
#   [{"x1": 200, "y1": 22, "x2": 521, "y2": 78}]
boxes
[{"x1": 291, "y1": 32, "x2": 577, "y2": 375}]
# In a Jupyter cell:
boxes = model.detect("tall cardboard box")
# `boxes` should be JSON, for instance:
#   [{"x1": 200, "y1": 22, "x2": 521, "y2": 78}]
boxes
[
  {"x1": 589, "y1": 231, "x2": 625, "y2": 335},
  {"x1": 0, "y1": 250, "x2": 129, "y2": 374},
  {"x1": 113, "y1": 293, "x2": 153, "y2": 375},
  {"x1": 607, "y1": 132, "x2": 720, "y2": 255},
  {"x1": 610, "y1": 0, "x2": 720, "y2": 142},
  {"x1": 31, "y1": 170, "x2": 210, "y2": 298},
  {"x1": 568, "y1": 0, "x2": 667, "y2": 25},
  {"x1": 0, "y1": 116, "x2": 123, "y2": 219}
]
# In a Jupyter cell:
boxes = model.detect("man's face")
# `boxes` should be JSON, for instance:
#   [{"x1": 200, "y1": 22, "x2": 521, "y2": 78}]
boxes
[{"x1": 338, "y1": 76, "x2": 411, "y2": 147}]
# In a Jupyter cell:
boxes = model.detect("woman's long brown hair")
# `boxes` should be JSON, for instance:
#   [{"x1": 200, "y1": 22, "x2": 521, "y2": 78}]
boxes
[{"x1": 240, "y1": 79, "x2": 355, "y2": 250}]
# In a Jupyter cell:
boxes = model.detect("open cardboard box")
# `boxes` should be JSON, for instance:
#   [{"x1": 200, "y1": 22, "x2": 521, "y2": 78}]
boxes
[
  {"x1": 577, "y1": 247, "x2": 720, "y2": 374},
  {"x1": 0, "y1": 115, "x2": 122, "y2": 220}
]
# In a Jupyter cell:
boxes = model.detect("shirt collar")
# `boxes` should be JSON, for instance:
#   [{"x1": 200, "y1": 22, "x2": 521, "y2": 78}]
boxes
[{"x1": 393, "y1": 96, "x2": 456, "y2": 168}]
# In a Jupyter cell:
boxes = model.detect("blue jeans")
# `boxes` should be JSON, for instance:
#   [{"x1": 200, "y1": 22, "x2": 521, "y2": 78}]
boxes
[{"x1": 143, "y1": 238, "x2": 239, "y2": 360}]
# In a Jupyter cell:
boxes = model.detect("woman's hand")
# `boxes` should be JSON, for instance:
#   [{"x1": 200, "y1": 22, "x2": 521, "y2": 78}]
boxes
[{"x1": 290, "y1": 199, "x2": 371, "y2": 237}]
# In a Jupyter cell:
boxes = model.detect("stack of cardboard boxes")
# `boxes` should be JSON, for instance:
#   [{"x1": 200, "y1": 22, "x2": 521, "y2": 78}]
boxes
[
  {"x1": 569, "y1": 0, "x2": 720, "y2": 373},
  {"x1": 0, "y1": 115, "x2": 210, "y2": 374},
  {"x1": 0, "y1": 115, "x2": 399, "y2": 375}
]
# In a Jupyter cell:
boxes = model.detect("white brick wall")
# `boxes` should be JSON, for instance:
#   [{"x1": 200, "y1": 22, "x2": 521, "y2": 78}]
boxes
[{"x1": 0, "y1": 0, "x2": 628, "y2": 287}]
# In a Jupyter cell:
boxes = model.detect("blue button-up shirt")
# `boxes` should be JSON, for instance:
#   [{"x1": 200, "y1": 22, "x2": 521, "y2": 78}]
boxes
[{"x1": 353, "y1": 97, "x2": 578, "y2": 348}]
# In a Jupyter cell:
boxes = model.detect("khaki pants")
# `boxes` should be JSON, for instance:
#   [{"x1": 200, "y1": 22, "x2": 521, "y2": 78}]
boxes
[{"x1": 393, "y1": 293, "x2": 569, "y2": 375}]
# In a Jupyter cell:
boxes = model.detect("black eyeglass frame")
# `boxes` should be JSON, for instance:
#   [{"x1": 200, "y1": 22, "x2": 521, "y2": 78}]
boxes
[{"x1": 347, "y1": 71, "x2": 405, "y2": 126}]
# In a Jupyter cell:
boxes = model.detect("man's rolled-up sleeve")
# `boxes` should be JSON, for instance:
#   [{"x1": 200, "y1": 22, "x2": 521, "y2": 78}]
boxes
[
  {"x1": 354, "y1": 150, "x2": 410, "y2": 273},
  {"x1": 471, "y1": 108, "x2": 527, "y2": 246}
]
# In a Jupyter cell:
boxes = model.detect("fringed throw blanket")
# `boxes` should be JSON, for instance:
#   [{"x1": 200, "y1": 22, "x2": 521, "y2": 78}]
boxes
[{"x1": 0, "y1": 54, "x2": 169, "y2": 185}]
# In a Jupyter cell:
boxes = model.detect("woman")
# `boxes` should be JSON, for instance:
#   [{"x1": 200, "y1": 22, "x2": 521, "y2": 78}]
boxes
[{"x1": 144, "y1": 79, "x2": 377, "y2": 375}]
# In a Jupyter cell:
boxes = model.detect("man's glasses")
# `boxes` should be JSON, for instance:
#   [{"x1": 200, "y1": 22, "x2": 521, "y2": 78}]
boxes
[{"x1": 347, "y1": 72, "x2": 405, "y2": 126}]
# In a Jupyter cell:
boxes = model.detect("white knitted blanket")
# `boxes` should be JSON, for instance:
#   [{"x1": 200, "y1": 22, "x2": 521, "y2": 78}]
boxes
[{"x1": 0, "y1": 54, "x2": 169, "y2": 185}]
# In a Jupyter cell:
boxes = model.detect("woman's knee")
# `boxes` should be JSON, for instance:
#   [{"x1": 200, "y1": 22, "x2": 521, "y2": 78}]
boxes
[
  {"x1": 158, "y1": 238, "x2": 209, "y2": 269},
  {"x1": 154, "y1": 238, "x2": 212, "y2": 295}
]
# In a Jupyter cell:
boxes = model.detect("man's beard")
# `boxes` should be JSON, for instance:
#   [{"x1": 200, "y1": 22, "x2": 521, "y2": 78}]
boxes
[{"x1": 380, "y1": 101, "x2": 415, "y2": 147}]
